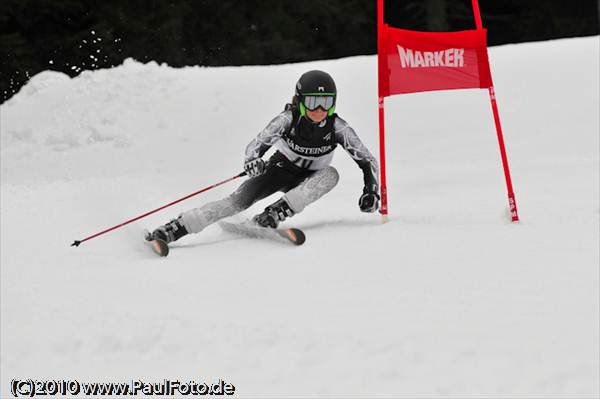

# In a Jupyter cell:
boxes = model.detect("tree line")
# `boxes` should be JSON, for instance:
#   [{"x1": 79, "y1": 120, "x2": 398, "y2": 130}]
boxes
[{"x1": 1, "y1": 0, "x2": 598, "y2": 103}]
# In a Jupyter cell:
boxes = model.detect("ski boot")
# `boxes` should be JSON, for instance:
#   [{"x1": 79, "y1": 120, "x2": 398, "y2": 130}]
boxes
[
  {"x1": 149, "y1": 216, "x2": 189, "y2": 244},
  {"x1": 253, "y1": 198, "x2": 295, "y2": 228}
]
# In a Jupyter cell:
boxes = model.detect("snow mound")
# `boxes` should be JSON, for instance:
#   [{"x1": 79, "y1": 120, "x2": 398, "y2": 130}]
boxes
[{"x1": 19, "y1": 70, "x2": 71, "y2": 97}]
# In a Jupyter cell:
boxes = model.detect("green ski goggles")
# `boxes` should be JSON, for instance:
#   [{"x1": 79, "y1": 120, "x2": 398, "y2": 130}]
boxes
[
  {"x1": 302, "y1": 95, "x2": 335, "y2": 111},
  {"x1": 299, "y1": 93, "x2": 336, "y2": 116}
]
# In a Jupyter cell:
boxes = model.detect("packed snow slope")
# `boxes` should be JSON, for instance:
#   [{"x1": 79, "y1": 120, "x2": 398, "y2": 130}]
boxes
[{"x1": 1, "y1": 37, "x2": 599, "y2": 397}]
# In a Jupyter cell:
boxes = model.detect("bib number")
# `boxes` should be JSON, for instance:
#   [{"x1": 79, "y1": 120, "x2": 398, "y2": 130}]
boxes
[{"x1": 293, "y1": 157, "x2": 313, "y2": 169}]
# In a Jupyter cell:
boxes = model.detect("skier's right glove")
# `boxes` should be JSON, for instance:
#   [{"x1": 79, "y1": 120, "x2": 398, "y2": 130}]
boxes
[
  {"x1": 359, "y1": 186, "x2": 380, "y2": 213},
  {"x1": 244, "y1": 158, "x2": 266, "y2": 178}
]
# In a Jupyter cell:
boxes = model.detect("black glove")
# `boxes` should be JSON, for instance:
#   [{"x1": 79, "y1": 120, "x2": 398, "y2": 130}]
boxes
[
  {"x1": 244, "y1": 158, "x2": 265, "y2": 177},
  {"x1": 359, "y1": 187, "x2": 380, "y2": 213}
]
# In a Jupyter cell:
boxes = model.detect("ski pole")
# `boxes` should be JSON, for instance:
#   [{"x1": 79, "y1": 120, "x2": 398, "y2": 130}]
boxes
[{"x1": 71, "y1": 171, "x2": 247, "y2": 247}]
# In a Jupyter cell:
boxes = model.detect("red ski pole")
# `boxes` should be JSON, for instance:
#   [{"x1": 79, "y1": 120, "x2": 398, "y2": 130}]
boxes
[{"x1": 71, "y1": 171, "x2": 247, "y2": 247}]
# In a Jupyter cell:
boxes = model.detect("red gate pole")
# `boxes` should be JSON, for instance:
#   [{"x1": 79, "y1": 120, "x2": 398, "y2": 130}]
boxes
[
  {"x1": 488, "y1": 87, "x2": 519, "y2": 221},
  {"x1": 377, "y1": 0, "x2": 389, "y2": 222},
  {"x1": 378, "y1": 96, "x2": 389, "y2": 221},
  {"x1": 472, "y1": 0, "x2": 520, "y2": 222}
]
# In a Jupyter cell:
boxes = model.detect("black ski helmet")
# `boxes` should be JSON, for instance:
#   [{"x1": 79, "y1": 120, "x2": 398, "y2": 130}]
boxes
[{"x1": 295, "y1": 70, "x2": 337, "y2": 117}]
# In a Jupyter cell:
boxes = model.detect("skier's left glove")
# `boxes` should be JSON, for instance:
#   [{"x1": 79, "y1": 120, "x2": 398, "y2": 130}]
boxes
[
  {"x1": 244, "y1": 158, "x2": 266, "y2": 178},
  {"x1": 359, "y1": 186, "x2": 380, "y2": 213}
]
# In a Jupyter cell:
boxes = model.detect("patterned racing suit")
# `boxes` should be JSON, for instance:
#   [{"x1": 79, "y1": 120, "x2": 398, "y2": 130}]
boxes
[{"x1": 179, "y1": 104, "x2": 379, "y2": 233}]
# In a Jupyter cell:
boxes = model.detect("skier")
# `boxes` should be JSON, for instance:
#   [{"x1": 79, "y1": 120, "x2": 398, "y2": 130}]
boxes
[{"x1": 148, "y1": 70, "x2": 380, "y2": 245}]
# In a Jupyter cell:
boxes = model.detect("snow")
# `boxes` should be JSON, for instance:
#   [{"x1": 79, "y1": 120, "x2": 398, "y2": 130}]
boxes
[{"x1": 1, "y1": 37, "x2": 599, "y2": 397}]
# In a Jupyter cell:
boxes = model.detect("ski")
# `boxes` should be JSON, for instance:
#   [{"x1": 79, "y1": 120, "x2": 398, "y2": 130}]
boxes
[
  {"x1": 144, "y1": 229, "x2": 170, "y2": 257},
  {"x1": 219, "y1": 220, "x2": 305, "y2": 246}
]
